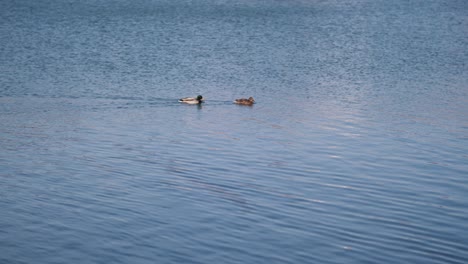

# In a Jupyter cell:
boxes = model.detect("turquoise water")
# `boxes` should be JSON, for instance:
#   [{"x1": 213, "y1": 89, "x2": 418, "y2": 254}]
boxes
[{"x1": 1, "y1": 0, "x2": 468, "y2": 263}]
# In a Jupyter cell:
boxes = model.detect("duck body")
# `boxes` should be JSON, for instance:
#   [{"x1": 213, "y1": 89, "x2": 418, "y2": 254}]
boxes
[
  {"x1": 179, "y1": 95, "x2": 204, "y2": 104},
  {"x1": 234, "y1": 97, "x2": 255, "y2": 105}
]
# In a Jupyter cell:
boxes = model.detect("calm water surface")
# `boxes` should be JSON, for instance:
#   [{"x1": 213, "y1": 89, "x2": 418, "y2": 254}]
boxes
[{"x1": 1, "y1": 0, "x2": 468, "y2": 263}]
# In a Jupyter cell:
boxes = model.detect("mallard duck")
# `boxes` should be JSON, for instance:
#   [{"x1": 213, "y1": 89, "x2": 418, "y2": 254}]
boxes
[
  {"x1": 179, "y1": 95, "x2": 204, "y2": 104},
  {"x1": 234, "y1": 97, "x2": 255, "y2": 105}
]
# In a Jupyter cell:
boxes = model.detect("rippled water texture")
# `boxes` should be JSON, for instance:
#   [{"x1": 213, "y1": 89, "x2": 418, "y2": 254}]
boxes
[{"x1": 1, "y1": 0, "x2": 468, "y2": 263}]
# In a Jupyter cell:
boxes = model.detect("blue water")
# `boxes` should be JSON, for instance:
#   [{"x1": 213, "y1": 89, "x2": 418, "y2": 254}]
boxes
[{"x1": 1, "y1": 0, "x2": 468, "y2": 263}]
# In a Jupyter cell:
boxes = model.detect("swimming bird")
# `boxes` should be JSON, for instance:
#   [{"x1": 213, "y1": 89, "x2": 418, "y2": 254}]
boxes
[
  {"x1": 179, "y1": 95, "x2": 204, "y2": 104},
  {"x1": 234, "y1": 97, "x2": 255, "y2": 105}
]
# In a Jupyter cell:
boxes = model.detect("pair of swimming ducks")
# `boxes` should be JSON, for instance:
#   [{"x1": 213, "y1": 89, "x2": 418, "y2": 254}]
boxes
[{"x1": 179, "y1": 95, "x2": 255, "y2": 105}]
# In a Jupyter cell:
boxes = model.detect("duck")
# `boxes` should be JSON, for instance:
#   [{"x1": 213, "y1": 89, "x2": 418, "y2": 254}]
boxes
[
  {"x1": 179, "y1": 95, "x2": 204, "y2": 104},
  {"x1": 234, "y1": 97, "x2": 255, "y2": 105}
]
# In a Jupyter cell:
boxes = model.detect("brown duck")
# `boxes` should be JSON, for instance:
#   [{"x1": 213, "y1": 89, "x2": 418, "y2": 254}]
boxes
[{"x1": 233, "y1": 97, "x2": 255, "y2": 105}]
